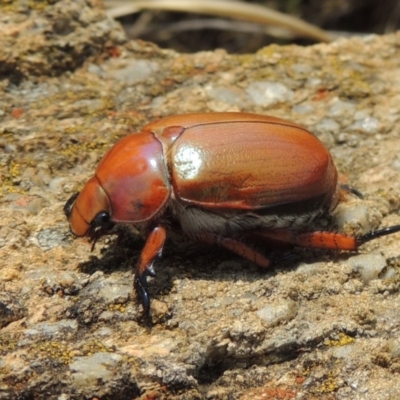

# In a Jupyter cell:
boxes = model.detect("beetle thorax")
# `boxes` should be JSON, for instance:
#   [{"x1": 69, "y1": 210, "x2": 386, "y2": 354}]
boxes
[{"x1": 95, "y1": 131, "x2": 171, "y2": 223}]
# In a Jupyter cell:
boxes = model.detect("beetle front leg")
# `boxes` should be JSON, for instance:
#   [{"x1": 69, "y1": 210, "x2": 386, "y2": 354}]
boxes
[{"x1": 134, "y1": 225, "x2": 167, "y2": 317}]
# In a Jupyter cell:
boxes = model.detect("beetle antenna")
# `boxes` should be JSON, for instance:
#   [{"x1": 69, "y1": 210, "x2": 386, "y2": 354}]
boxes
[{"x1": 358, "y1": 225, "x2": 400, "y2": 245}]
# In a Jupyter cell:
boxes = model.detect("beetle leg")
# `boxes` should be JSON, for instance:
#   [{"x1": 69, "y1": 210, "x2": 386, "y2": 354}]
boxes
[
  {"x1": 134, "y1": 225, "x2": 167, "y2": 316},
  {"x1": 339, "y1": 183, "x2": 364, "y2": 199},
  {"x1": 257, "y1": 229, "x2": 358, "y2": 251},
  {"x1": 253, "y1": 224, "x2": 400, "y2": 256},
  {"x1": 195, "y1": 232, "x2": 271, "y2": 268},
  {"x1": 257, "y1": 226, "x2": 400, "y2": 251},
  {"x1": 358, "y1": 225, "x2": 400, "y2": 245}
]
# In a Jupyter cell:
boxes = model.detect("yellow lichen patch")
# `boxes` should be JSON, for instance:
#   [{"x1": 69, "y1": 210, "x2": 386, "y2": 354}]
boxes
[
  {"x1": 59, "y1": 139, "x2": 108, "y2": 160},
  {"x1": 170, "y1": 56, "x2": 196, "y2": 76},
  {"x1": 108, "y1": 303, "x2": 127, "y2": 313},
  {"x1": 255, "y1": 44, "x2": 283, "y2": 58},
  {"x1": 315, "y1": 372, "x2": 339, "y2": 394},
  {"x1": 324, "y1": 332, "x2": 355, "y2": 347},
  {"x1": 319, "y1": 57, "x2": 371, "y2": 98},
  {"x1": 80, "y1": 339, "x2": 115, "y2": 356},
  {"x1": 0, "y1": 334, "x2": 18, "y2": 355},
  {"x1": 0, "y1": 160, "x2": 28, "y2": 196},
  {"x1": 35, "y1": 341, "x2": 76, "y2": 365},
  {"x1": 34, "y1": 339, "x2": 115, "y2": 365}
]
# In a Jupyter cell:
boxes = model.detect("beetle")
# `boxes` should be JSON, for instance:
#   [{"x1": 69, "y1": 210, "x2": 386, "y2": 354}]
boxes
[{"x1": 64, "y1": 112, "x2": 400, "y2": 316}]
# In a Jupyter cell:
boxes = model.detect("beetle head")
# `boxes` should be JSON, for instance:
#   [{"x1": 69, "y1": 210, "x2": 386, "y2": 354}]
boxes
[{"x1": 64, "y1": 176, "x2": 115, "y2": 247}]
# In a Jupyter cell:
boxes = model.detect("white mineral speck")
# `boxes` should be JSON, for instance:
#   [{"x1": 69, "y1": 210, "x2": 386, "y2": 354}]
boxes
[
  {"x1": 111, "y1": 59, "x2": 159, "y2": 83},
  {"x1": 70, "y1": 353, "x2": 122, "y2": 387},
  {"x1": 347, "y1": 253, "x2": 386, "y2": 283},
  {"x1": 328, "y1": 99, "x2": 356, "y2": 117},
  {"x1": 349, "y1": 117, "x2": 379, "y2": 134},
  {"x1": 206, "y1": 86, "x2": 245, "y2": 105},
  {"x1": 291, "y1": 104, "x2": 315, "y2": 114},
  {"x1": 256, "y1": 299, "x2": 297, "y2": 326},
  {"x1": 315, "y1": 118, "x2": 341, "y2": 134},
  {"x1": 291, "y1": 64, "x2": 313, "y2": 74},
  {"x1": 246, "y1": 81, "x2": 293, "y2": 107}
]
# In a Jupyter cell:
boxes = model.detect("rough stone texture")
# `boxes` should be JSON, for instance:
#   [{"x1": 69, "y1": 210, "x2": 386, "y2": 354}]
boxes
[
  {"x1": 0, "y1": 0, "x2": 126, "y2": 81},
  {"x1": 2, "y1": 1, "x2": 400, "y2": 399}
]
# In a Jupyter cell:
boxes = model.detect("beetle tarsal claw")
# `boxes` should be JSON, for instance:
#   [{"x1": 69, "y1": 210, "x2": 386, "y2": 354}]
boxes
[
  {"x1": 134, "y1": 273, "x2": 150, "y2": 316},
  {"x1": 89, "y1": 229, "x2": 102, "y2": 252},
  {"x1": 89, "y1": 235, "x2": 98, "y2": 252},
  {"x1": 88, "y1": 224, "x2": 116, "y2": 252}
]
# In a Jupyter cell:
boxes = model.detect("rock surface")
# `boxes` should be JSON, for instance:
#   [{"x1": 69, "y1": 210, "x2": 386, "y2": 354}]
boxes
[{"x1": 2, "y1": 1, "x2": 400, "y2": 399}]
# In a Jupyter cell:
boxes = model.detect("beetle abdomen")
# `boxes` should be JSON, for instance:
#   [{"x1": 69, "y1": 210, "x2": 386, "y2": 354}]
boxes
[
  {"x1": 169, "y1": 119, "x2": 337, "y2": 212},
  {"x1": 170, "y1": 197, "x2": 327, "y2": 237}
]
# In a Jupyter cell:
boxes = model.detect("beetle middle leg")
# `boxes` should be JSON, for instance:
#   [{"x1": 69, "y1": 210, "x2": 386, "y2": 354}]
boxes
[{"x1": 195, "y1": 232, "x2": 271, "y2": 268}]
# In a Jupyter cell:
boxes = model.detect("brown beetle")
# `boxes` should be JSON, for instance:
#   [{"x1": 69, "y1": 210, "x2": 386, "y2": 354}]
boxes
[{"x1": 64, "y1": 112, "x2": 400, "y2": 315}]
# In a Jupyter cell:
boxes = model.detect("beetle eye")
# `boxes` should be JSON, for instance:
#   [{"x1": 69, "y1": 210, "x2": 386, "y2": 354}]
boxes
[
  {"x1": 64, "y1": 192, "x2": 79, "y2": 219},
  {"x1": 93, "y1": 211, "x2": 112, "y2": 229}
]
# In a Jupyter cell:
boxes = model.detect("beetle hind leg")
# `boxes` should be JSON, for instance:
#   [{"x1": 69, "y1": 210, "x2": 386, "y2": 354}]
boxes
[
  {"x1": 195, "y1": 232, "x2": 271, "y2": 268},
  {"x1": 255, "y1": 225, "x2": 400, "y2": 253},
  {"x1": 256, "y1": 229, "x2": 359, "y2": 251},
  {"x1": 263, "y1": 225, "x2": 400, "y2": 251}
]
